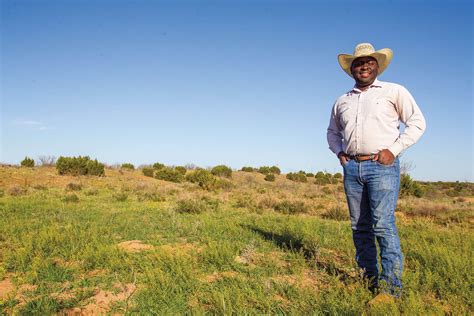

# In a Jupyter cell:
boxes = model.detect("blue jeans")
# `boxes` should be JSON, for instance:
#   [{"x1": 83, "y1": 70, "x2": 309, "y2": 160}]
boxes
[{"x1": 342, "y1": 158, "x2": 403, "y2": 296}]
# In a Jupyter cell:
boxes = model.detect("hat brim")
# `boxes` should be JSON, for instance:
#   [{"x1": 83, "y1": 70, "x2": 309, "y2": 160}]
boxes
[{"x1": 338, "y1": 48, "x2": 393, "y2": 78}]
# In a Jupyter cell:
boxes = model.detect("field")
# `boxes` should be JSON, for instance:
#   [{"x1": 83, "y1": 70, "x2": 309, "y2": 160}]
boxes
[{"x1": 0, "y1": 165, "x2": 473, "y2": 315}]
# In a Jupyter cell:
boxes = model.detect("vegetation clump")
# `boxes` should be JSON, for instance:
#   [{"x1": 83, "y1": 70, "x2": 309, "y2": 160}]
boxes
[
  {"x1": 211, "y1": 165, "x2": 233, "y2": 178},
  {"x1": 21, "y1": 157, "x2": 35, "y2": 167},
  {"x1": 186, "y1": 169, "x2": 217, "y2": 190},
  {"x1": 264, "y1": 174, "x2": 276, "y2": 182},
  {"x1": 121, "y1": 163, "x2": 135, "y2": 170},
  {"x1": 314, "y1": 172, "x2": 332, "y2": 185},
  {"x1": 56, "y1": 156, "x2": 105, "y2": 176},
  {"x1": 269, "y1": 166, "x2": 281, "y2": 175},
  {"x1": 142, "y1": 167, "x2": 154, "y2": 177},
  {"x1": 322, "y1": 206, "x2": 347, "y2": 221},
  {"x1": 175, "y1": 196, "x2": 219, "y2": 214},
  {"x1": 241, "y1": 166, "x2": 255, "y2": 172},
  {"x1": 274, "y1": 200, "x2": 309, "y2": 214},
  {"x1": 152, "y1": 162, "x2": 165, "y2": 170},
  {"x1": 63, "y1": 193, "x2": 79, "y2": 203},
  {"x1": 257, "y1": 166, "x2": 271, "y2": 175},
  {"x1": 154, "y1": 167, "x2": 184, "y2": 183},
  {"x1": 174, "y1": 166, "x2": 187, "y2": 176},
  {"x1": 400, "y1": 174, "x2": 424, "y2": 197},
  {"x1": 286, "y1": 172, "x2": 307, "y2": 183},
  {"x1": 66, "y1": 182, "x2": 82, "y2": 191}
]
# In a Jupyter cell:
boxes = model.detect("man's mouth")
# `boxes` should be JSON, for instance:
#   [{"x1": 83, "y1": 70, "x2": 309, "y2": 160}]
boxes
[{"x1": 359, "y1": 71, "x2": 371, "y2": 78}]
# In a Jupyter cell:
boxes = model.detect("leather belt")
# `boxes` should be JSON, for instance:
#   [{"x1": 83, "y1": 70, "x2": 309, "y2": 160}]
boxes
[{"x1": 349, "y1": 154, "x2": 378, "y2": 162}]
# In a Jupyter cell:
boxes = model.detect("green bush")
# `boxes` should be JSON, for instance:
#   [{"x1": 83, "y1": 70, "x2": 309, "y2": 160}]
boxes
[
  {"x1": 274, "y1": 200, "x2": 309, "y2": 214},
  {"x1": 152, "y1": 162, "x2": 165, "y2": 170},
  {"x1": 174, "y1": 166, "x2": 187, "y2": 176},
  {"x1": 121, "y1": 163, "x2": 135, "y2": 170},
  {"x1": 56, "y1": 156, "x2": 105, "y2": 176},
  {"x1": 154, "y1": 167, "x2": 184, "y2": 183},
  {"x1": 269, "y1": 166, "x2": 281, "y2": 175},
  {"x1": 306, "y1": 173, "x2": 314, "y2": 178},
  {"x1": 315, "y1": 172, "x2": 332, "y2": 185},
  {"x1": 264, "y1": 174, "x2": 276, "y2": 182},
  {"x1": 142, "y1": 167, "x2": 154, "y2": 177},
  {"x1": 334, "y1": 172, "x2": 343, "y2": 179},
  {"x1": 186, "y1": 169, "x2": 216, "y2": 190},
  {"x1": 21, "y1": 157, "x2": 35, "y2": 167},
  {"x1": 241, "y1": 166, "x2": 255, "y2": 172},
  {"x1": 258, "y1": 166, "x2": 271, "y2": 175},
  {"x1": 175, "y1": 197, "x2": 219, "y2": 214},
  {"x1": 211, "y1": 165, "x2": 232, "y2": 178},
  {"x1": 400, "y1": 174, "x2": 424, "y2": 198},
  {"x1": 286, "y1": 172, "x2": 307, "y2": 183}
]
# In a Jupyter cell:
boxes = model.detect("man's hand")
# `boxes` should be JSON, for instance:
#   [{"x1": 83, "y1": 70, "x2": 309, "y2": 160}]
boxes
[
  {"x1": 377, "y1": 149, "x2": 395, "y2": 165},
  {"x1": 338, "y1": 151, "x2": 350, "y2": 166}
]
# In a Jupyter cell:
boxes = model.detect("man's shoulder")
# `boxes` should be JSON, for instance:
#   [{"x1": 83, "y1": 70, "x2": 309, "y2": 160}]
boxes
[{"x1": 377, "y1": 80, "x2": 409, "y2": 92}]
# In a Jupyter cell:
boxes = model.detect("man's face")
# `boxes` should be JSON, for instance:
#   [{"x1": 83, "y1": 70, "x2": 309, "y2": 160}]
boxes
[{"x1": 351, "y1": 56, "x2": 379, "y2": 88}]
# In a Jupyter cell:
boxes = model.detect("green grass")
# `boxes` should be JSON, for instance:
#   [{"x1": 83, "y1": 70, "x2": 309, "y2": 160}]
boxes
[{"x1": 0, "y1": 174, "x2": 473, "y2": 314}]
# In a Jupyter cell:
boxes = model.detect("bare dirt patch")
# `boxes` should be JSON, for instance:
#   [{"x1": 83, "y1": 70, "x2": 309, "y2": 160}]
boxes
[
  {"x1": 118, "y1": 240, "x2": 154, "y2": 252},
  {"x1": 0, "y1": 276, "x2": 15, "y2": 300},
  {"x1": 64, "y1": 283, "x2": 136, "y2": 315}
]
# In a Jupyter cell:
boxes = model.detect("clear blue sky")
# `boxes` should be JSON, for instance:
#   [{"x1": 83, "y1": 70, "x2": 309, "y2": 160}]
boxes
[{"x1": 1, "y1": 0, "x2": 472, "y2": 182}]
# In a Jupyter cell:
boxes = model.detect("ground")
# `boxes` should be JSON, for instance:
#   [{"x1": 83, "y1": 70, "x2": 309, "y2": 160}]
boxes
[{"x1": 0, "y1": 166, "x2": 472, "y2": 314}]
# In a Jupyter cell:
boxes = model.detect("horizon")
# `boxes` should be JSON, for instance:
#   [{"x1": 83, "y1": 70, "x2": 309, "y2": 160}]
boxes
[{"x1": 1, "y1": 0, "x2": 473, "y2": 182}]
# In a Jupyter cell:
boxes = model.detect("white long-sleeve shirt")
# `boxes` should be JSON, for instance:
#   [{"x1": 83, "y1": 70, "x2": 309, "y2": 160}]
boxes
[{"x1": 327, "y1": 79, "x2": 426, "y2": 157}]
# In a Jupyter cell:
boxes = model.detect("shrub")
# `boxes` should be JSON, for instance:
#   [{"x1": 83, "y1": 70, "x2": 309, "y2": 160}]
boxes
[
  {"x1": 63, "y1": 193, "x2": 79, "y2": 203},
  {"x1": 264, "y1": 174, "x2": 276, "y2": 182},
  {"x1": 211, "y1": 165, "x2": 233, "y2": 178},
  {"x1": 21, "y1": 157, "x2": 35, "y2": 167},
  {"x1": 286, "y1": 172, "x2": 307, "y2": 183},
  {"x1": 274, "y1": 200, "x2": 309, "y2": 214},
  {"x1": 334, "y1": 172, "x2": 343, "y2": 179},
  {"x1": 56, "y1": 156, "x2": 105, "y2": 176},
  {"x1": 152, "y1": 162, "x2": 165, "y2": 170},
  {"x1": 306, "y1": 173, "x2": 314, "y2": 178},
  {"x1": 66, "y1": 182, "x2": 82, "y2": 191},
  {"x1": 137, "y1": 192, "x2": 165, "y2": 202},
  {"x1": 269, "y1": 166, "x2": 281, "y2": 175},
  {"x1": 174, "y1": 166, "x2": 187, "y2": 176},
  {"x1": 0, "y1": 189, "x2": 4, "y2": 198},
  {"x1": 155, "y1": 167, "x2": 184, "y2": 183},
  {"x1": 113, "y1": 192, "x2": 128, "y2": 202},
  {"x1": 241, "y1": 167, "x2": 255, "y2": 172},
  {"x1": 258, "y1": 166, "x2": 271, "y2": 175},
  {"x1": 121, "y1": 163, "x2": 135, "y2": 170},
  {"x1": 400, "y1": 174, "x2": 424, "y2": 198},
  {"x1": 186, "y1": 169, "x2": 216, "y2": 190},
  {"x1": 142, "y1": 167, "x2": 154, "y2": 177},
  {"x1": 315, "y1": 172, "x2": 332, "y2": 185},
  {"x1": 322, "y1": 206, "x2": 347, "y2": 221},
  {"x1": 175, "y1": 197, "x2": 219, "y2": 214}
]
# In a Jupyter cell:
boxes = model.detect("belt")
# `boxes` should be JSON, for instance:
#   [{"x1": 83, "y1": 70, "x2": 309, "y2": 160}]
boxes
[{"x1": 349, "y1": 154, "x2": 378, "y2": 162}]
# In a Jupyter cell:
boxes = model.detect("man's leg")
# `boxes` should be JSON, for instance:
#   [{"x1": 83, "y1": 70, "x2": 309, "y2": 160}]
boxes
[
  {"x1": 343, "y1": 160, "x2": 378, "y2": 288},
  {"x1": 366, "y1": 159, "x2": 403, "y2": 296}
]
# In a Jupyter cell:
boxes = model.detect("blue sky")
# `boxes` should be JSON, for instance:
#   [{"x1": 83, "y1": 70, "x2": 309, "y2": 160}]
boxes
[{"x1": 1, "y1": 0, "x2": 472, "y2": 181}]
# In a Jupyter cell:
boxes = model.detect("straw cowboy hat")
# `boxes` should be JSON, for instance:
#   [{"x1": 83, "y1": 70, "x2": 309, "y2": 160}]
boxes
[{"x1": 338, "y1": 43, "x2": 393, "y2": 77}]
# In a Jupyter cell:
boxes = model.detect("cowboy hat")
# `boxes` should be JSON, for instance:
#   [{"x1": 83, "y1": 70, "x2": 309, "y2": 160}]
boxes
[{"x1": 338, "y1": 43, "x2": 393, "y2": 77}]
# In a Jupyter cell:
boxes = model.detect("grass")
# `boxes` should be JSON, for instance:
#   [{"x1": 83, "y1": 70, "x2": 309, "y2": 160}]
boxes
[{"x1": 0, "y1": 166, "x2": 473, "y2": 314}]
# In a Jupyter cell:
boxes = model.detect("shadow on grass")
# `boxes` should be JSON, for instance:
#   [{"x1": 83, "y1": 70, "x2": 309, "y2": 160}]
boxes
[{"x1": 242, "y1": 224, "x2": 354, "y2": 281}]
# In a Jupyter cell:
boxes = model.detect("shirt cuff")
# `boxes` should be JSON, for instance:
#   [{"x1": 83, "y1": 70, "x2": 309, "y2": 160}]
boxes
[{"x1": 387, "y1": 142, "x2": 404, "y2": 157}]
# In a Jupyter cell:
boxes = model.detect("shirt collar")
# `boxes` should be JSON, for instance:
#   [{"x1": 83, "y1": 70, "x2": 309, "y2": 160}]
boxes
[{"x1": 351, "y1": 78, "x2": 382, "y2": 93}]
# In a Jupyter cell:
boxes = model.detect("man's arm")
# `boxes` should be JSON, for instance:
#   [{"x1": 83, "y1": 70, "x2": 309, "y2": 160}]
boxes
[
  {"x1": 387, "y1": 85, "x2": 426, "y2": 157},
  {"x1": 327, "y1": 102, "x2": 349, "y2": 165}
]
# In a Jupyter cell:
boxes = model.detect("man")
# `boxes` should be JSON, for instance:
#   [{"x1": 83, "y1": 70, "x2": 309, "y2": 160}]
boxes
[{"x1": 327, "y1": 43, "x2": 426, "y2": 297}]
